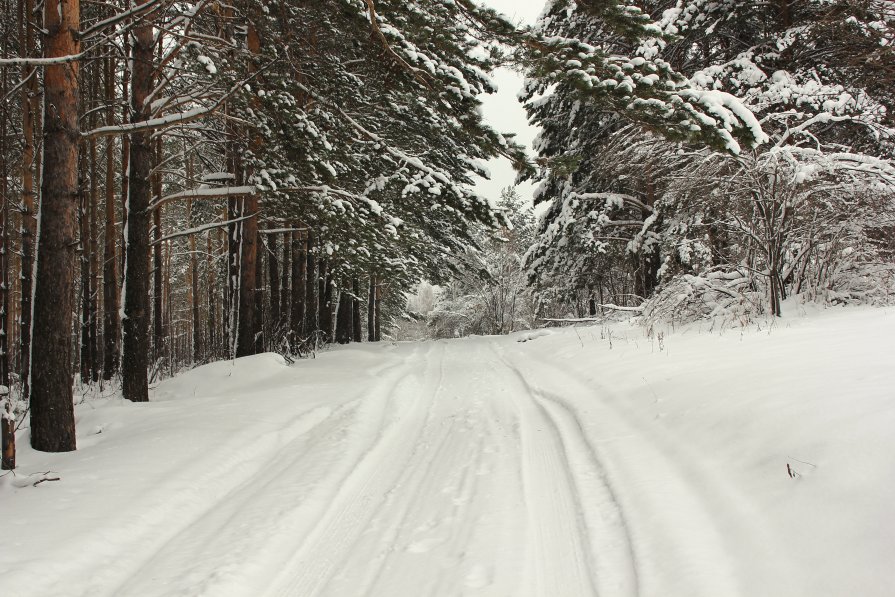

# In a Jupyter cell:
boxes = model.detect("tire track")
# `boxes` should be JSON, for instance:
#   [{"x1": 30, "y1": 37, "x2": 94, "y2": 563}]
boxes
[
  {"x1": 110, "y1": 344, "x2": 427, "y2": 597},
  {"x1": 267, "y1": 343, "x2": 448, "y2": 597}
]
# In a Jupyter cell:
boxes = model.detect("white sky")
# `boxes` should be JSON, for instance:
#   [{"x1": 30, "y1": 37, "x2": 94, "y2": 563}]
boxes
[{"x1": 474, "y1": 0, "x2": 546, "y2": 207}]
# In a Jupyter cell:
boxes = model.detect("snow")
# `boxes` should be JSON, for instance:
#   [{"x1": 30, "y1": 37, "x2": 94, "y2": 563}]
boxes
[{"x1": 2, "y1": 306, "x2": 895, "y2": 596}]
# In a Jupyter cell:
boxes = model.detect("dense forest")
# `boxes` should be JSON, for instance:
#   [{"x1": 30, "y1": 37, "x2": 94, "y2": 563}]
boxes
[{"x1": 0, "y1": 0, "x2": 891, "y2": 469}]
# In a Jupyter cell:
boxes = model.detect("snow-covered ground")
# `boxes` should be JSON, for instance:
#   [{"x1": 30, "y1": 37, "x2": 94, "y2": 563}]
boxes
[{"x1": 2, "y1": 305, "x2": 894, "y2": 597}]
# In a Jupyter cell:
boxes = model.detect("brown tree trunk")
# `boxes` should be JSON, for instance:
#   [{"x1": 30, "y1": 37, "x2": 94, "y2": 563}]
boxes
[
  {"x1": 102, "y1": 56, "x2": 120, "y2": 380},
  {"x1": 374, "y1": 281, "x2": 382, "y2": 342},
  {"x1": 367, "y1": 275, "x2": 376, "y2": 342},
  {"x1": 318, "y1": 259, "x2": 332, "y2": 343},
  {"x1": 79, "y1": 142, "x2": 91, "y2": 383},
  {"x1": 188, "y1": 175, "x2": 201, "y2": 362},
  {"x1": 19, "y1": 0, "x2": 38, "y2": 401},
  {"x1": 290, "y1": 230, "x2": 305, "y2": 346},
  {"x1": 0, "y1": 54, "x2": 10, "y2": 467},
  {"x1": 121, "y1": 0, "x2": 154, "y2": 403},
  {"x1": 235, "y1": 197, "x2": 258, "y2": 357},
  {"x1": 303, "y1": 230, "x2": 317, "y2": 340},
  {"x1": 279, "y1": 231, "x2": 290, "y2": 334},
  {"x1": 335, "y1": 287, "x2": 352, "y2": 344},
  {"x1": 0, "y1": 78, "x2": 9, "y2": 388},
  {"x1": 152, "y1": 141, "x2": 164, "y2": 363},
  {"x1": 206, "y1": 232, "x2": 216, "y2": 361},
  {"x1": 352, "y1": 278, "x2": 362, "y2": 342},
  {"x1": 267, "y1": 232, "x2": 280, "y2": 340},
  {"x1": 254, "y1": 229, "x2": 264, "y2": 353},
  {"x1": 30, "y1": 0, "x2": 80, "y2": 450}
]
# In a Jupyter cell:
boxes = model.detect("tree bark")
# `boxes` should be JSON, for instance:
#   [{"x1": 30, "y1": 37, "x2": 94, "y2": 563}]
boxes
[
  {"x1": 318, "y1": 259, "x2": 332, "y2": 343},
  {"x1": 367, "y1": 275, "x2": 376, "y2": 342},
  {"x1": 335, "y1": 287, "x2": 352, "y2": 344},
  {"x1": 267, "y1": 232, "x2": 280, "y2": 340},
  {"x1": 351, "y1": 278, "x2": 362, "y2": 342},
  {"x1": 289, "y1": 230, "x2": 305, "y2": 346},
  {"x1": 102, "y1": 56, "x2": 120, "y2": 380},
  {"x1": 303, "y1": 230, "x2": 317, "y2": 341},
  {"x1": 30, "y1": 0, "x2": 80, "y2": 450},
  {"x1": 19, "y1": 0, "x2": 38, "y2": 400},
  {"x1": 235, "y1": 197, "x2": 258, "y2": 357},
  {"x1": 374, "y1": 280, "x2": 382, "y2": 342},
  {"x1": 279, "y1": 230, "x2": 290, "y2": 335},
  {"x1": 152, "y1": 139, "x2": 164, "y2": 363},
  {"x1": 121, "y1": 0, "x2": 154, "y2": 403},
  {"x1": 254, "y1": 229, "x2": 264, "y2": 353}
]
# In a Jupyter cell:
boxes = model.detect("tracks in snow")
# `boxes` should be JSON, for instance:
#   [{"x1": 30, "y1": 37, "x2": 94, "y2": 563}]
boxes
[{"x1": 112, "y1": 337, "x2": 785, "y2": 597}]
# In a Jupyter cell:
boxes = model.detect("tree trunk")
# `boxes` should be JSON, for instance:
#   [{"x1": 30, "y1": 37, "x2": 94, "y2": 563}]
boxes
[
  {"x1": 102, "y1": 56, "x2": 120, "y2": 380},
  {"x1": 279, "y1": 231, "x2": 290, "y2": 334},
  {"x1": 121, "y1": 0, "x2": 154, "y2": 403},
  {"x1": 351, "y1": 278, "x2": 362, "y2": 342},
  {"x1": 303, "y1": 230, "x2": 317, "y2": 341},
  {"x1": 290, "y1": 230, "x2": 305, "y2": 346},
  {"x1": 318, "y1": 259, "x2": 332, "y2": 343},
  {"x1": 79, "y1": 144, "x2": 91, "y2": 383},
  {"x1": 367, "y1": 275, "x2": 376, "y2": 342},
  {"x1": 254, "y1": 229, "x2": 264, "y2": 352},
  {"x1": 236, "y1": 197, "x2": 258, "y2": 357},
  {"x1": 267, "y1": 232, "x2": 280, "y2": 341},
  {"x1": 152, "y1": 141, "x2": 164, "y2": 363},
  {"x1": 19, "y1": 0, "x2": 38, "y2": 400},
  {"x1": 374, "y1": 281, "x2": 382, "y2": 342},
  {"x1": 206, "y1": 232, "x2": 216, "y2": 361},
  {"x1": 0, "y1": 84, "x2": 9, "y2": 389},
  {"x1": 30, "y1": 0, "x2": 80, "y2": 450},
  {"x1": 335, "y1": 288, "x2": 352, "y2": 344}
]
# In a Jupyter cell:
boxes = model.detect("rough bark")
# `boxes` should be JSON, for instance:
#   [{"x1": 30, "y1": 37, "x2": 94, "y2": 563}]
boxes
[
  {"x1": 235, "y1": 197, "x2": 258, "y2": 358},
  {"x1": 279, "y1": 231, "x2": 290, "y2": 334},
  {"x1": 367, "y1": 275, "x2": 376, "y2": 342},
  {"x1": 335, "y1": 288, "x2": 352, "y2": 344},
  {"x1": 121, "y1": 0, "x2": 154, "y2": 403},
  {"x1": 19, "y1": 0, "x2": 38, "y2": 399},
  {"x1": 30, "y1": 0, "x2": 80, "y2": 450},
  {"x1": 318, "y1": 259, "x2": 332, "y2": 343},
  {"x1": 267, "y1": 232, "x2": 280, "y2": 339},
  {"x1": 152, "y1": 139, "x2": 164, "y2": 362},
  {"x1": 303, "y1": 230, "x2": 317, "y2": 339},
  {"x1": 102, "y1": 56, "x2": 120, "y2": 380},
  {"x1": 374, "y1": 281, "x2": 382, "y2": 342},
  {"x1": 289, "y1": 230, "x2": 304, "y2": 344},
  {"x1": 352, "y1": 278, "x2": 362, "y2": 342},
  {"x1": 254, "y1": 229, "x2": 264, "y2": 352}
]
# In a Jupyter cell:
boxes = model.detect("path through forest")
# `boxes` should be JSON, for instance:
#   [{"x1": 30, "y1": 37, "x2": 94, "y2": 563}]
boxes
[{"x1": 5, "y1": 308, "x2": 895, "y2": 597}]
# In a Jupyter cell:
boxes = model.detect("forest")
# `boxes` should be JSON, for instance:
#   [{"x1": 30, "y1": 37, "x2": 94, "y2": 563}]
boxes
[{"x1": 0, "y1": 0, "x2": 892, "y2": 472}]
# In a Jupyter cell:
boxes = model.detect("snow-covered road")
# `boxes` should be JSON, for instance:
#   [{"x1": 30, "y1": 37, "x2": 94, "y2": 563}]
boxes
[{"x1": 4, "y1": 307, "x2": 895, "y2": 597}]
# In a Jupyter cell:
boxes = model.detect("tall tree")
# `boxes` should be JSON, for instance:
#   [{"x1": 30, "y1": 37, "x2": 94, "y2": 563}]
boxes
[
  {"x1": 121, "y1": 0, "x2": 155, "y2": 403},
  {"x1": 30, "y1": 0, "x2": 80, "y2": 451}
]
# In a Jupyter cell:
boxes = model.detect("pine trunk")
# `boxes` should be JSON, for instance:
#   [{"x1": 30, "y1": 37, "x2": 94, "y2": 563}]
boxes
[
  {"x1": 279, "y1": 230, "x2": 290, "y2": 334},
  {"x1": 303, "y1": 230, "x2": 317, "y2": 340},
  {"x1": 121, "y1": 0, "x2": 154, "y2": 403},
  {"x1": 289, "y1": 230, "x2": 304, "y2": 345},
  {"x1": 236, "y1": 196, "x2": 258, "y2": 357},
  {"x1": 30, "y1": 0, "x2": 80, "y2": 450},
  {"x1": 374, "y1": 281, "x2": 382, "y2": 342},
  {"x1": 335, "y1": 289, "x2": 352, "y2": 344},
  {"x1": 318, "y1": 259, "x2": 332, "y2": 343},
  {"x1": 19, "y1": 0, "x2": 37, "y2": 400},
  {"x1": 352, "y1": 278, "x2": 362, "y2": 342},
  {"x1": 367, "y1": 275, "x2": 376, "y2": 342},
  {"x1": 102, "y1": 57, "x2": 120, "y2": 380},
  {"x1": 267, "y1": 232, "x2": 280, "y2": 340}
]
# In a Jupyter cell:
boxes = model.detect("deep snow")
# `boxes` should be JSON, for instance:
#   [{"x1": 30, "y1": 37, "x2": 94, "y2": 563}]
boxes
[{"x1": 2, "y1": 305, "x2": 894, "y2": 596}]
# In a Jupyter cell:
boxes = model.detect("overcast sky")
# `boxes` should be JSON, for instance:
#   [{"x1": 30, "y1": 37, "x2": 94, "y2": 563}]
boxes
[{"x1": 474, "y1": 1, "x2": 546, "y2": 207}]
